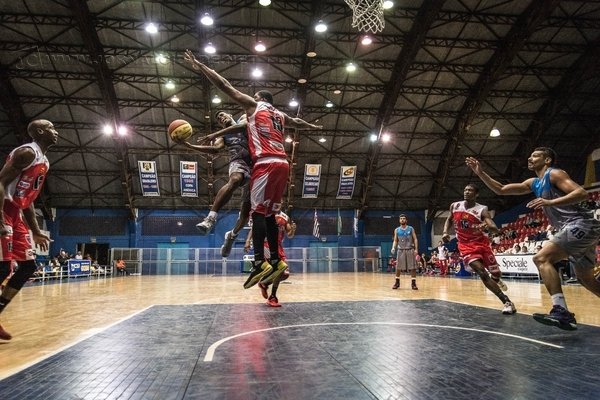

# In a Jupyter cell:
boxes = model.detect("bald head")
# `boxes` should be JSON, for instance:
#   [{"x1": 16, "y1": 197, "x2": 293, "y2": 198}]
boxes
[{"x1": 27, "y1": 119, "x2": 53, "y2": 140}]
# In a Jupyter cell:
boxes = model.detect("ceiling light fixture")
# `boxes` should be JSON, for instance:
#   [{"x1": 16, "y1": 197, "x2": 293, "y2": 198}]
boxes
[
  {"x1": 204, "y1": 42, "x2": 216, "y2": 54},
  {"x1": 289, "y1": 99, "x2": 299, "y2": 107},
  {"x1": 200, "y1": 13, "x2": 214, "y2": 26},
  {"x1": 381, "y1": 133, "x2": 391, "y2": 142},
  {"x1": 285, "y1": 136, "x2": 293, "y2": 143},
  {"x1": 361, "y1": 36, "x2": 373, "y2": 45},
  {"x1": 103, "y1": 124, "x2": 113, "y2": 135},
  {"x1": 383, "y1": 1, "x2": 394, "y2": 9},
  {"x1": 145, "y1": 23, "x2": 158, "y2": 34},
  {"x1": 117, "y1": 125, "x2": 128, "y2": 135},
  {"x1": 165, "y1": 80, "x2": 175, "y2": 90},
  {"x1": 315, "y1": 20, "x2": 327, "y2": 33},
  {"x1": 252, "y1": 67, "x2": 263, "y2": 78},
  {"x1": 212, "y1": 95, "x2": 222, "y2": 104},
  {"x1": 170, "y1": 95, "x2": 180, "y2": 103},
  {"x1": 297, "y1": 78, "x2": 307, "y2": 84},
  {"x1": 259, "y1": 0, "x2": 272, "y2": 6},
  {"x1": 346, "y1": 62, "x2": 357, "y2": 72},
  {"x1": 490, "y1": 127, "x2": 500, "y2": 137},
  {"x1": 306, "y1": 51, "x2": 317, "y2": 58},
  {"x1": 325, "y1": 100, "x2": 334, "y2": 108},
  {"x1": 155, "y1": 53, "x2": 167, "y2": 64},
  {"x1": 369, "y1": 133, "x2": 377, "y2": 142},
  {"x1": 334, "y1": 89, "x2": 342, "y2": 95},
  {"x1": 254, "y1": 41, "x2": 266, "y2": 52},
  {"x1": 319, "y1": 137, "x2": 326, "y2": 143}
]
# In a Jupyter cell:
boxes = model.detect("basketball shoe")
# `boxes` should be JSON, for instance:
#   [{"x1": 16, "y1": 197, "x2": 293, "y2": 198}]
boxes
[
  {"x1": 261, "y1": 260, "x2": 288, "y2": 285},
  {"x1": 258, "y1": 282, "x2": 269, "y2": 299},
  {"x1": 533, "y1": 305, "x2": 577, "y2": 330},
  {"x1": 196, "y1": 216, "x2": 216, "y2": 235},
  {"x1": 501, "y1": 301, "x2": 516, "y2": 315},
  {"x1": 411, "y1": 281, "x2": 418, "y2": 290},
  {"x1": 392, "y1": 279, "x2": 400, "y2": 289},
  {"x1": 243, "y1": 261, "x2": 272, "y2": 289},
  {"x1": 0, "y1": 323, "x2": 12, "y2": 340},
  {"x1": 267, "y1": 295, "x2": 281, "y2": 307},
  {"x1": 220, "y1": 230, "x2": 237, "y2": 257}
]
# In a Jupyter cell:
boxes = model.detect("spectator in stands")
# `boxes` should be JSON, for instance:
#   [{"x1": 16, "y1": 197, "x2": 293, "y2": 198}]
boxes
[
  {"x1": 57, "y1": 249, "x2": 69, "y2": 266},
  {"x1": 74, "y1": 251, "x2": 83, "y2": 260},
  {"x1": 512, "y1": 244, "x2": 521, "y2": 254},
  {"x1": 115, "y1": 258, "x2": 127, "y2": 276},
  {"x1": 520, "y1": 245, "x2": 529, "y2": 254},
  {"x1": 535, "y1": 244, "x2": 543, "y2": 253}
]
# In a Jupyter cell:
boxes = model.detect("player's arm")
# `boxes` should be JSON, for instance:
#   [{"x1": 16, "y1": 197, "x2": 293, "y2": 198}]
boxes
[
  {"x1": 527, "y1": 169, "x2": 589, "y2": 209},
  {"x1": 480, "y1": 208, "x2": 500, "y2": 235},
  {"x1": 411, "y1": 228, "x2": 419, "y2": 255},
  {"x1": 441, "y1": 205, "x2": 453, "y2": 242},
  {"x1": 0, "y1": 147, "x2": 35, "y2": 236},
  {"x1": 285, "y1": 221, "x2": 296, "y2": 239},
  {"x1": 244, "y1": 227, "x2": 253, "y2": 253},
  {"x1": 184, "y1": 50, "x2": 257, "y2": 115},
  {"x1": 183, "y1": 137, "x2": 223, "y2": 154},
  {"x1": 282, "y1": 113, "x2": 323, "y2": 130},
  {"x1": 22, "y1": 205, "x2": 51, "y2": 252},
  {"x1": 465, "y1": 157, "x2": 532, "y2": 195},
  {"x1": 196, "y1": 123, "x2": 247, "y2": 145},
  {"x1": 391, "y1": 229, "x2": 398, "y2": 254}
]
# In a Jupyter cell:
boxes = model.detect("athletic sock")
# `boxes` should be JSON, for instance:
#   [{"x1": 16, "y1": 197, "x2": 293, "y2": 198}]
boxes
[
  {"x1": 551, "y1": 293, "x2": 568, "y2": 309},
  {"x1": 208, "y1": 211, "x2": 217, "y2": 219}
]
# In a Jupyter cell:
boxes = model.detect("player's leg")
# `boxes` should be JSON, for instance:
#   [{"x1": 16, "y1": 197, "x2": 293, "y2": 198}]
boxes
[
  {"x1": 468, "y1": 258, "x2": 515, "y2": 314},
  {"x1": 197, "y1": 171, "x2": 246, "y2": 234}
]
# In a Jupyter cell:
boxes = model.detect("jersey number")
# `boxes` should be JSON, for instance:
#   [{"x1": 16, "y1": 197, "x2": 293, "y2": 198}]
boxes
[
  {"x1": 569, "y1": 227, "x2": 586, "y2": 240},
  {"x1": 270, "y1": 115, "x2": 283, "y2": 133}
]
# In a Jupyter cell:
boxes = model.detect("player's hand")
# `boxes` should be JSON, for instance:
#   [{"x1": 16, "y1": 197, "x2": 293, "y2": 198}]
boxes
[
  {"x1": 196, "y1": 135, "x2": 212, "y2": 145},
  {"x1": 441, "y1": 233, "x2": 451, "y2": 243},
  {"x1": 32, "y1": 231, "x2": 53, "y2": 252},
  {"x1": 526, "y1": 197, "x2": 549, "y2": 209},
  {"x1": 244, "y1": 243, "x2": 252, "y2": 253},
  {"x1": 184, "y1": 49, "x2": 201, "y2": 69},
  {"x1": 465, "y1": 157, "x2": 482, "y2": 174},
  {"x1": 391, "y1": 248, "x2": 396, "y2": 255}
]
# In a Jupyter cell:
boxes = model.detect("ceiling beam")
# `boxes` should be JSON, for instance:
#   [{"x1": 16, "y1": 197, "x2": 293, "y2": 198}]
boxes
[
  {"x1": 68, "y1": 0, "x2": 136, "y2": 219},
  {"x1": 358, "y1": 0, "x2": 445, "y2": 218},
  {"x1": 426, "y1": 0, "x2": 561, "y2": 221}
]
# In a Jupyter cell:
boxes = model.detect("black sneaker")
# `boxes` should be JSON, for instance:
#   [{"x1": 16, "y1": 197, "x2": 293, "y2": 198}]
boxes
[
  {"x1": 392, "y1": 280, "x2": 400, "y2": 289},
  {"x1": 411, "y1": 282, "x2": 418, "y2": 291},
  {"x1": 533, "y1": 305, "x2": 577, "y2": 330},
  {"x1": 243, "y1": 261, "x2": 273, "y2": 289}
]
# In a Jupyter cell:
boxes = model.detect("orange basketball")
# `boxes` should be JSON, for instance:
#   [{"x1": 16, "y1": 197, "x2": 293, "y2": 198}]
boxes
[{"x1": 168, "y1": 119, "x2": 193, "y2": 143}]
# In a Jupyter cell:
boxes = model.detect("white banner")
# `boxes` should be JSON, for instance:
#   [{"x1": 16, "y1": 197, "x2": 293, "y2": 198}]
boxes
[
  {"x1": 302, "y1": 164, "x2": 321, "y2": 198},
  {"x1": 496, "y1": 254, "x2": 539, "y2": 276},
  {"x1": 138, "y1": 161, "x2": 160, "y2": 196}
]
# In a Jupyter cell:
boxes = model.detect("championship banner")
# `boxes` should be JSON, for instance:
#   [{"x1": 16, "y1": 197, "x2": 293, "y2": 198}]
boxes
[
  {"x1": 302, "y1": 164, "x2": 321, "y2": 198},
  {"x1": 138, "y1": 161, "x2": 160, "y2": 197},
  {"x1": 180, "y1": 161, "x2": 198, "y2": 197},
  {"x1": 336, "y1": 166, "x2": 357, "y2": 199}
]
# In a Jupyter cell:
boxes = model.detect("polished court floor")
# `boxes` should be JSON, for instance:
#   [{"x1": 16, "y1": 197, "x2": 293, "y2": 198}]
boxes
[{"x1": 1, "y1": 273, "x2": 599, "y2": 399}]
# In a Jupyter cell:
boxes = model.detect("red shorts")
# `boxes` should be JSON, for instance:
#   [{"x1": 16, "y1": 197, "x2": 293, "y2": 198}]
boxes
[
  {"x1": 1, "y1": 201, "x2": 35, "y2": 262},
  {"x1": 460, "y1": 244, "x2": 498, "y2": 269},
  {"x1": 250, "y1": 158, "x2": 289, "y2": 217}
]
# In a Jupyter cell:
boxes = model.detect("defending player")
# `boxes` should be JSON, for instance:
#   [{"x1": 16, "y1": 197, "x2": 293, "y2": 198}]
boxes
[
  {"x1": 442, "y1": 184, "x2": 516, "y2": 315},
  {"x1": 390, "y1": 214, "x2": 419, "y2": 290}
]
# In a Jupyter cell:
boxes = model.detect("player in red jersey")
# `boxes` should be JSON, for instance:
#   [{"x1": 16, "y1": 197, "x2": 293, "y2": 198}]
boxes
[
  {"x1": 184, "y1": 50, "x2": 321, "y2": 290},
  {"x1": 0, "y1": 119, "x2": 57, "y2": 340},
  {"x1": 246, "y1": 211, "x2": 296, "y2": 307},
  {"x1": 442, "y1": 183, "x2": 517, "y2": 315}
]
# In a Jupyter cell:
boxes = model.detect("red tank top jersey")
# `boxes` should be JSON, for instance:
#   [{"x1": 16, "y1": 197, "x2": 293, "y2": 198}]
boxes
[
  {"x1": 451, "y1": 200, "x2": 490, "y2": 253},
  {"x1": 246, "y1": 101, "x2": 287, "y2": 162},
  {"x1": 4, "y1": 142, "x2": 49, "y2": 209}
]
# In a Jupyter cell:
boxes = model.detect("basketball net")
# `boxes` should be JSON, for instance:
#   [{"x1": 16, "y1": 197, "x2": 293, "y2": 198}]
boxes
[{"x1": 345, "y1": 0, "x2": 385, "y2": 33}]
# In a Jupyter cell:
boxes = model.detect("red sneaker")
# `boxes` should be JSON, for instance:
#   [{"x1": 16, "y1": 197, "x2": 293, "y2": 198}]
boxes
[
  {"x1": 267, "y1": 296, "x2": 281, "y2": 307},
  {"x1": 0, "y1": 323, "x2": 12, "y2": 340},
  {"x1": 258, "y1": 282, "x2": 269, "y2": 299}
]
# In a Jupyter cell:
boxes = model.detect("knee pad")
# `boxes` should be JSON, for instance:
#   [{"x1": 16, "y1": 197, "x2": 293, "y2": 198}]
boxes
[{"x1": 7, "y1": 260, "x2": 37, "y2": 291}]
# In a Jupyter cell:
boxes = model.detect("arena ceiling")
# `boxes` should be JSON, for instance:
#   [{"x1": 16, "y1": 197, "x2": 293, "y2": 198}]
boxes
[{"x1": 1, "y1": 0, "x2": 599, "y2": 221}]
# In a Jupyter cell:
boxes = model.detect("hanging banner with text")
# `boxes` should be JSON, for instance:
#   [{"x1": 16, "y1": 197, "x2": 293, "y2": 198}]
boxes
[
  {"x1": 180, "y1": 161, "x2": 198, "y2": 197},
  {"x1": 336, "y1": 165, "x2": 357, "y2": 199},
  {"x1": 302, "y1": 164, "x2": 321, "y2": 198},
  {"x1": 138, "y1": 161, "x2": 160, "y2": 197}
]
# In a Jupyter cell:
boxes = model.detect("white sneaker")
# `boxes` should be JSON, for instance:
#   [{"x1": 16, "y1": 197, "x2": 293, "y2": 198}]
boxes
[
  {"x1": 496, "y1": 278, "x2": 508, "y2": 291},
  {"x1": 220, "y1": 230, "x2": 237, "y2": 257},
  {"x1": 196, "y1": 216, "x2": 216, "y2": 234},
  {"x1": 502, "y1": 301, "x2": 516, "y2": 315}
]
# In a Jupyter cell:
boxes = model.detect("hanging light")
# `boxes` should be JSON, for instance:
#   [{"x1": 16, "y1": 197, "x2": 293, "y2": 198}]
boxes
[
  {"x1": 289, "y1": 99, "x2": 299, "y2": 107},
  {"x1": 333, "y1": 89, "x2": 342, "y2": 95},
  {"x1": 259, "y1": 0, "x2": 271, "y2": 6},
  {"x1": 315, "y1": 20, "x2": 327, "y2": 33},
  {"x1": 103, "y1": 124, "x2": 113, "y2": 135},
  {"x1": 155, "y1": 53, "x2": 167, "y2": 64},
  {"x1": 117, "y1": 125, "x2": 128, "y2": 135},
  {"x1": 381, "y1": 133, "x2": 391, "y2": 142},
  {"x1": 170, "y1": 95, "x2": 180, "y2": 103},
  {"x1": 251, "y1": 67, "x2": 263, "y2": 78},
  {"x1": 369, "y1": 133, "x2": 377, "y2": 142},
  {"x1": 145, "y1": 23, "x2": 158, "y2": 34},
  {"x1": 254, "y1": 41, "x2": 266, "y2": 52},
  {"x1": 361, "y1": 36, "x2": 373, "y2": 45},
  {"x1": 204, "y1": 42, "x2": 216, "y2": 54},
  {"x1": 306, "y1": 51, "x2": 317, "y2": 57},
  {"x1": 297, "y1": 78, "x2": 307, "y2": 84},
  {"x1": 325, "y1": 100, "x2": 334, "y2": 108},
  {"x1": 319, "y1": 137, "x2": 326, "y2": 143},
  {"x1": 383, "y1": 1, "x2": 394, "y2": 9},
  {"x1": 212, "y1": 95, "x2": 222, "y2": 104},
  {"x1": 200, "y1": 13, "x2": 214, "y2": 26},
  {"x1": 490, "y1": 127, "x2": 500, "y2": 137},
  {"x1": 285, "y1": 136, "x2": 293, "y2": 143},
  {"x1": 346, "y1": 62, "x2": 357, "y2": 72},
  {"x1": 165, "y1": 80, "x2": 175, "y2": 90}
]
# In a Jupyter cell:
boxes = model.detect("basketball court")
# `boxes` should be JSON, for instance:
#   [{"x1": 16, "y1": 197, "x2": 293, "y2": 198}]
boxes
[{"x1": 1, "y1": 274, "x2": 598, "y2": 399}]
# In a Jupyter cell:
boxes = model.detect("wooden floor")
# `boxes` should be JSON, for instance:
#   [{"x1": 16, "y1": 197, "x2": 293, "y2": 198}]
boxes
[{"x1": 1, "y1": 272, "x2": 599, "y2": 381}]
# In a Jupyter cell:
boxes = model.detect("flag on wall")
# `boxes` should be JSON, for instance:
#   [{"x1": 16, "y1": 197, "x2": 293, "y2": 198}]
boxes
[
  {"x1": 353, "y1": 209, "x2": 359, "y2": 238},
  {"x1": 313, "y1": 209, "x2": 321, "y2": 239},
  {"x1": 337, "y1": 208, "x2": 342, "y2": 236}
]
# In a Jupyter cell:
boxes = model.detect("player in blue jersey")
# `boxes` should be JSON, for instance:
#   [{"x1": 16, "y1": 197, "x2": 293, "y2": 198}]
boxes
[
  {"x1": 467, "y1": 147, "x2": 600, "y2": 330},
  {"x1": 391, "y1": 214, "x2": 419, "y2": 290}
]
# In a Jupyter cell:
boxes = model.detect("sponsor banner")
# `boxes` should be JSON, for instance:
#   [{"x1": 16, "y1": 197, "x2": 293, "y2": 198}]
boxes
[
  {"x1": 302, "y1": 164, "x2": 321, "y2": 198},
  {"x1": 138, "y1": 161, "x2": 160, "y2": 197},
  {"x1": 336, "y1": 166, "x2": 356, "y2": 199},
  {"x1": 68, "y1": 259, "x2": 91, "y2": 276},
  {"x1": 496, "y1": 254, "x2": 539, "y2": 276},
  {"x1": 180, "y1": 161, "x2": 198, "y2": 197}
]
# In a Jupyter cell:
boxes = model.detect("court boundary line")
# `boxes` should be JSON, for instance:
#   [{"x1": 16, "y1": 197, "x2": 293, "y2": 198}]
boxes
[{"x1": 203, "y1": 321, "x2": 563, "y2": 361}]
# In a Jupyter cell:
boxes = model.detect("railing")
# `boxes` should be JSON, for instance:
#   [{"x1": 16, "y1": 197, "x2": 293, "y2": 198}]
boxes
[
  {"x1": 30, "y1": 265, "x2": 114, "y2": 282},
  {"x1": 110, "y1": 246, "x2": 383, "y2": 276}
]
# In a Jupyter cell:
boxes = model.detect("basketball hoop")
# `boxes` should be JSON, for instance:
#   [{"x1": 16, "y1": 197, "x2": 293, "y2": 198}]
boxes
[{"x1": 345, "y1": 0, "x2": 385, "y2": 33}]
